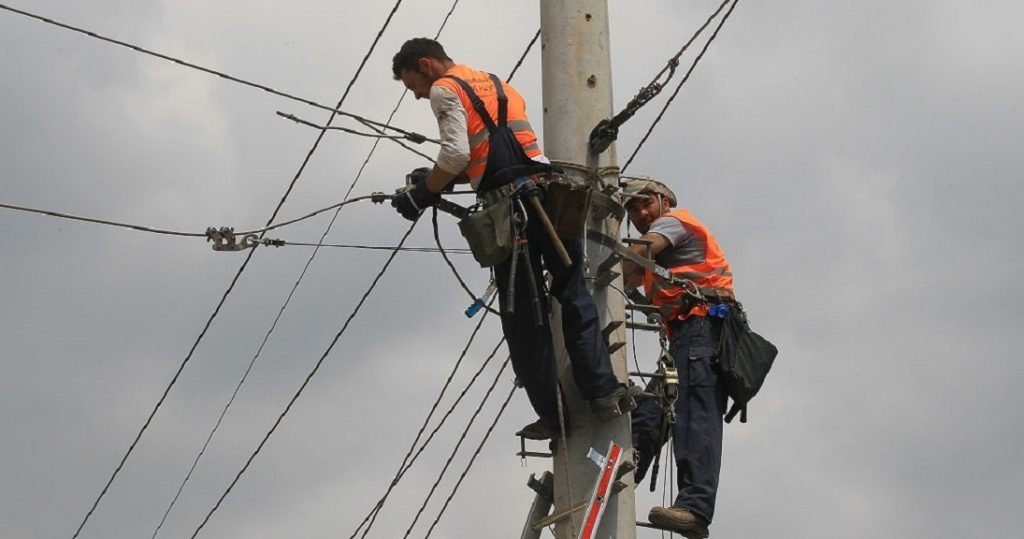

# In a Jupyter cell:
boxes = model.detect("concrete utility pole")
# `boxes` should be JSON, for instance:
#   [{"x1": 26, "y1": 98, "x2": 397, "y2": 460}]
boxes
[{"x1": 540, "y1": 2, "x2": 636, "y2": 538}]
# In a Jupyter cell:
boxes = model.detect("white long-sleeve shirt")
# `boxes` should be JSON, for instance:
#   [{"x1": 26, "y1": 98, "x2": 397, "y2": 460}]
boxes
[{"x1": 428, "y1": 84, "x2": 548, "y2": 189}]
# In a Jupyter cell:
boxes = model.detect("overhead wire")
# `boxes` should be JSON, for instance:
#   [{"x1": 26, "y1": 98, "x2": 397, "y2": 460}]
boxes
[
  {"x1": 35, "y1": 0, "x2": 414, "y2": 535},
  {"x1": 0, "y1": 2, "x2": 435, "y2": 149},
  {"x1": 0, "y1": 195, "x2": 383, "y2": 241},
  {"x1": 187, "y1": 221, "x2": 418, "y2": 538},
  {"x1": 353, "y1": 339, "x2": 506, "y2": 539},
  {"x1": 422, "y1": 381, "x2": 516, "y2": 538},
  {"x1": 181, "y1": 1, "x2": 468, "y2": 536},
  {"x1": 401, "y1": 355, "x2": 513, "y2": 538},
  {"x1": 273, "y1": 240, "x2": 471, "y2": 255},
  {"x1": 622, "y1": 0, "x2": 741, "y2": 172}
]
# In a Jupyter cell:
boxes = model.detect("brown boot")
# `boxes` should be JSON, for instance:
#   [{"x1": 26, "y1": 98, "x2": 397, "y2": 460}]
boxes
[
  {"x1": 647, "y1": 506, "x2": 709, "y2": 538},
  {"x1": 590, "y1": 384, "x2": 644, "y2": 421}
]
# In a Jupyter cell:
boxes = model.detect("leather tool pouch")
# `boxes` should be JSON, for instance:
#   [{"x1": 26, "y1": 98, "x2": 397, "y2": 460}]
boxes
[
  {"x1": 458, "y1": 199, "x2": 513, "y2": 268},
  {"x1": 543, "y1": 175, "x2": 591, "y2": 239}
]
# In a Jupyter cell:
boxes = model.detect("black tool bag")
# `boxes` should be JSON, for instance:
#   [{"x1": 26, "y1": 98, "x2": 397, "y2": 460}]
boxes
[{"x1": 718, "y1": 307, "x2": 778, "y2": 423}]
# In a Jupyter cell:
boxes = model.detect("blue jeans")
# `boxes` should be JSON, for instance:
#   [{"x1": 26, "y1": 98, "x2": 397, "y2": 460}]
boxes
[
  {"x1": 493, "y1": 200, "x2": 619, "y2": 427},
  {"x1": 632, "y1": 316, "x2": 726, "y2": 523}
]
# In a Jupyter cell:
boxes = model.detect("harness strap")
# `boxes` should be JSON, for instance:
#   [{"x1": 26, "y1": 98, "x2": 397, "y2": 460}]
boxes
[{"x1": 442, "y1": 74, "x2": 507, "y2": 133}]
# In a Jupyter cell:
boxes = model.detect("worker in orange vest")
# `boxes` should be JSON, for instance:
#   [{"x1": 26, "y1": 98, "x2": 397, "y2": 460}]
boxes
[
  {"x1": 390, "y1": 38, "x2": 637, "y2": 440},
  {"x1": 620, "y1": 177, "x2": 735, "y2": 539}
]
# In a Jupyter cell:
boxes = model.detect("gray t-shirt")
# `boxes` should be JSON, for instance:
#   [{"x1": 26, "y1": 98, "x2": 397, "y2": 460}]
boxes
[{"x1": 649, "y1": 215, "x2": 706, "y2": 268}]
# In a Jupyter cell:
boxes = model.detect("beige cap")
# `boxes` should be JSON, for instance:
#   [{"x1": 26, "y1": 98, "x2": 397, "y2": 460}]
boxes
[{"x1": 620, "y1": 176, "x2": 677, "y2": 206}]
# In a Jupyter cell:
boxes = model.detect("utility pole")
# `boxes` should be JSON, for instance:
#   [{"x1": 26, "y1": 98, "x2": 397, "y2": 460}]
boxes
[{"x1": 539, "y1": 2, "x2": 636, "y2": 538}]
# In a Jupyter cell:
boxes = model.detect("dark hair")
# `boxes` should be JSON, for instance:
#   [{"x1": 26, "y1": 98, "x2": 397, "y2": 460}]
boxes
[{"x1": 392, "y1": 38, "x2": 451, "y2": 79}]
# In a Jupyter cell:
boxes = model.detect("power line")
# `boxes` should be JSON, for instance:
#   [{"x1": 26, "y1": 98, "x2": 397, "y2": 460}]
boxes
[
  {"x1": 187, "y1": 221, "x2": 418, "y2": 538},
  {"x1": 0, "y1": 2, "x2": 433, "y2": 146},
  {"x1": 508, "y1": 29, "x2": 541, "y2": 82},
  {"x1": 352, "y1": 338, "x2": 506, "y2": 539},
  {"x1": 0, "y1": 195, "x2": 383, "y2": 241},
  {"x1": 401, "y1": 356, "x2": 513, "y2": 538},
  {"x1": 181, "y1": 1, "x2": 467, "y2": 533},
  {"x1": 622, "y1": 0, "x2": 741, "y2": 172},
  {"x1": 71, "y1": 1, "x2": 410, "y2": 535},
  {"x1": 422, "y1": 382, "x2": 516, "y2": 538},
  {"x1": 272, "y1": 240, "x2": 472, "y2": 255}
]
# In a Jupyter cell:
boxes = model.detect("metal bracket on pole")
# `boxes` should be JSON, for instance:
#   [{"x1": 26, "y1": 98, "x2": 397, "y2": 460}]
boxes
[
  {"x1": 593, "y1": 253, "x2": 622, "y2": 288},
  {"x1": 521, "y1": 472, "x2": 556, "y2": 539}
]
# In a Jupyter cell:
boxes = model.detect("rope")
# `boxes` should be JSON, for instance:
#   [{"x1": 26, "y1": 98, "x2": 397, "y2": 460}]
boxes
[
  {"x1": 555, "y1": 385, "x2": 579, "y2": 538},
  {"x1": 421, "y1": 382, "x2": 517, "y2": 538},
  {"x1": 622, "y1": 0, "x2": 741, "y2": 172},
  {"x1": 401, "y1": 356, "x2": 513, "y2": 538},
  {"x1": 0, "y1": 2, "x2": 433, "y2": 146}
]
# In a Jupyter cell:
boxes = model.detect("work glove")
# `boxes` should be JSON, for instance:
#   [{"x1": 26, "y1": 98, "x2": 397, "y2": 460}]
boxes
[{"x1": 391, "y1": 182, "x2": 440, "y2": 221}]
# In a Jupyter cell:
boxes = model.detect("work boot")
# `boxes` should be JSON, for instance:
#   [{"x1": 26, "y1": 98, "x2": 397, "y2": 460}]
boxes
[
  {"x1": 590, "y1": 384, "x2": 645, "y2": 422},
  {"x1": 647, "y1": 506, "x2": 710, "y2": 539},
  {"x1": 516, "y1": 418, "x2": 559, "y2": 440}
]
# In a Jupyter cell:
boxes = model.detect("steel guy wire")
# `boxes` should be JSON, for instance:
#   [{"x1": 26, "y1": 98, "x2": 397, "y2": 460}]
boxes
[
  {"x1": 187, "y1": 221, "x2": 417, "y2": 539},
  {"x1": 422, "y1": 381, "x2": 517, "y2": 539},
  {"x1": 353, "y1": 339, "x2": 506, "y2": 539},
  {"x1": 588, "y1": 0, "x2": 731, "y2": 155},
  {"x1": 401, "y1": 355, "x2": 513, "y2": 539},
  {"x1": 622, "y1": 0, "x2": 741, "y2": 172},
  {"x1": 147, "y1": 2, "x2": 411, "y2": 536},
  {"x1": 0, "y1": 2, "x2": 435, "y2": 148}
]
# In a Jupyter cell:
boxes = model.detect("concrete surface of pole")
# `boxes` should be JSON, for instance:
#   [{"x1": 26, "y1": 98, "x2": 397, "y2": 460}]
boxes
[{"x1": 539, "y1": 1, "x2": 636, "y2": 538}]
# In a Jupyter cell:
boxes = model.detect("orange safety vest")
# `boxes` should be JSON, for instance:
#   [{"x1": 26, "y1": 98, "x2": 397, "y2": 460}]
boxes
[
  {"x1": 432, "y1": 65, "x2": 542, "y2": 186},
  {"x1": 643, "y1": 209, "x2": 734, "y2": 323}
]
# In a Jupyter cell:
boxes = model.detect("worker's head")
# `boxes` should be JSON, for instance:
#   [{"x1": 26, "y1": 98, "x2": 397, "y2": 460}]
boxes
[
  {"x1": 621, "y1": 177, "x2": 677, "y2": 234},
  {"x1": 392, "y1": 38, "x2": 454, "y2": 99}
]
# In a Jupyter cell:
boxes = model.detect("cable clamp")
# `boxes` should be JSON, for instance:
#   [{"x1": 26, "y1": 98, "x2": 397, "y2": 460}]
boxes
[
  {"x1": 370, "y1": 191, "x2": 391, "y2": 204},
  {"x1": 206, "y1": 227, "x2": 258, "y2": 251}
]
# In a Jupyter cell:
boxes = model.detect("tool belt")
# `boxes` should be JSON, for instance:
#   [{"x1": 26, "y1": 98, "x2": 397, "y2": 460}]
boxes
[{"x1": 459, "y1": 172, "x2": 591, "y2": 267}]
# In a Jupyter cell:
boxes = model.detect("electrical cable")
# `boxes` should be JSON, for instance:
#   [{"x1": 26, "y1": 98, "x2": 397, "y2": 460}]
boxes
[
  {"x1": 103, "y1": 1, "x2": 412, "y2": 536},
  {"x1": 401, "y1": 356, "x2": 513, "y2": 538},
  {"x1": 0, "y1": 2, "x2": 434, "y2": 146},
  {"x1": 181, "y1": 2, "x2": 464, "y2": 535},
  {"x1": 508, "y1": 29, "x2": 541, "y2": 82},
  {"x1": 352, "y1": 339, "x2": 506, "y2": 539},
  {"x1": 422, "y1": 382, "x2": 516, "y2": 538},
  {"x1": 622, "y1": 0, "x2": 741, "y2": 172},
  {"x1": 272, "y1": 240, "x2": 471, "y2": 254},
  {"x1": 187, "y1": 221, "x2": 417, "y2": 538}
]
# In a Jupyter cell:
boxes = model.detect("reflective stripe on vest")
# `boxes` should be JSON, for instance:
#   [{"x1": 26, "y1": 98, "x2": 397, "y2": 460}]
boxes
[
  {"x1": 432, "y1": 65, "x2": 541, "y2": 186},
  {"x1": 642, "y1": 209, "x2": 734, "y2": 323}
]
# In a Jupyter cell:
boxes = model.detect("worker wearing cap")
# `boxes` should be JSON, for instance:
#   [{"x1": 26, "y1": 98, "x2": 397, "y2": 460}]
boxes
[
  {"x1": 620, "y1": 177, "x2": 735, "y2": 539},
  {"x1": 389, "y1": 38, "x2": 636, "y2": 441}
]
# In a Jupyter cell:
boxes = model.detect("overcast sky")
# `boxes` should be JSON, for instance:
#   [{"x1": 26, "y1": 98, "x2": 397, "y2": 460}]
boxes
[{"x1": 2, "y1": 1, "x2": 1022, "y2": 538}]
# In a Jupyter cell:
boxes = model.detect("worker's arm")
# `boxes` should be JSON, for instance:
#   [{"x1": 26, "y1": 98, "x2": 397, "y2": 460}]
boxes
[
  {"x1": 622, "y1": 231, "x2": 672, "y2": 290},
  {"x1": 425, "y1": 85, "x2": 470, "y2": 193}
]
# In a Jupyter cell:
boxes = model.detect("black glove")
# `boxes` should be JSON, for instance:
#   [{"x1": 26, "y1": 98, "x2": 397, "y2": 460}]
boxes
[{"x1": 391, "y1": 182, "x2": 440, "y2": 221}]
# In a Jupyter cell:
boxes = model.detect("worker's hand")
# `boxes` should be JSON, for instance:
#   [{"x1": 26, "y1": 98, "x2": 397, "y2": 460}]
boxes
[{"x1": 391, "y1": 182, "x2": 440, "y2": 221}]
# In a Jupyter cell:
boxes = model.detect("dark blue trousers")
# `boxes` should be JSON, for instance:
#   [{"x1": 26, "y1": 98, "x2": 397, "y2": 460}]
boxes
[
  {"x1": 632, "y1": 316, "x2": 726, "y2": 523},
  {"x1": 493, "y1": 201, "x2": 619, "y2": 427}
]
